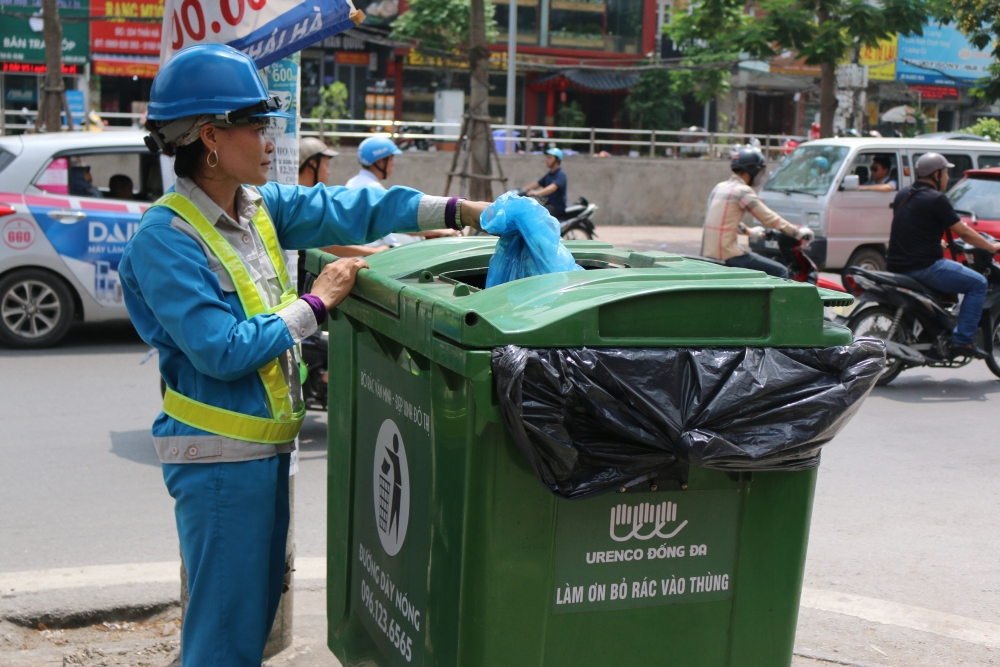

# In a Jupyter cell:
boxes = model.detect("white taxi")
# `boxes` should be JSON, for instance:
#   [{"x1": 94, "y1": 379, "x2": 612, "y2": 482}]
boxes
[{"x1": 0, "y1": 131, "x2": 172, "y2": 347}]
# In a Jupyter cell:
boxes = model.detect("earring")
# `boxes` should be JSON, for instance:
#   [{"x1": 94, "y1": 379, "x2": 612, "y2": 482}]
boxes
[{"x1": 207, "y1": 150, "x2": 219, "y2": 168}]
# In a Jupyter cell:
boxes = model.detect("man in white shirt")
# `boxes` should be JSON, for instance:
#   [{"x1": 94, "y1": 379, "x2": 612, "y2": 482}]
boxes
[{"x1": 347, "y1": 136, "x2": 459, "y2": 246}]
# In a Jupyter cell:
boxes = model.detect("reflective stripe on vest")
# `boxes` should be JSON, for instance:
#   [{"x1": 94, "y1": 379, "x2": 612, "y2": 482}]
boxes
[{"x1": 150, "y1": 192, "x2": 305, "y2": 445}]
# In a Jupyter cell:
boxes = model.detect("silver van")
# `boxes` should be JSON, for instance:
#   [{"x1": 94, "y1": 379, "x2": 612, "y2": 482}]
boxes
[{"x1": 750, "y1": 138, "x2": 1000, "y2": 275}]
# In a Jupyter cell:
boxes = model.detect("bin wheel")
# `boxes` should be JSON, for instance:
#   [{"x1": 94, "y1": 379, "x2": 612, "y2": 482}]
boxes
[
  {"x1": 847, "y1": 305, "x2": 906, "y2": 385},
  {"x1": 985, "y1": 320, "x2": 1000, "y2": 379},
  {"x1": 0, "y1": 268, "x2": 75, "y2": 349}
]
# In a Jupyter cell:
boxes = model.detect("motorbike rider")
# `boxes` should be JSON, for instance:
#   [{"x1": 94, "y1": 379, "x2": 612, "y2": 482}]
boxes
[
  {"x1": 120, "y1": 44, "x2": 488, "y2": 667},
  {"x1": 886, "y1": 152, "x2": 1000, "y2": 358},
  {"x1": 522, "y1": 147, "x2": 567, "y2": 217},
  {"x1": 298, "y1": 137, "x2": 388, "y2": 258},
  {"x1": 702, "y1": 147, "x2": 813, "y2": 278},
  {"x1": 346, "y1": 135, "x2": 459, "y2": 247}
]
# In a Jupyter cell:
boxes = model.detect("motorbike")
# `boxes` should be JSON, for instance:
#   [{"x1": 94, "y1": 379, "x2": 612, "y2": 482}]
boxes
[
  {"x1": 300, "y1": 330, "x2": 328, "y2": 410},
  {"x1": 843, "y1": 233, "x2": 1000, "y2": 385},
  {"x1": 694, "y1": 225, "x2": 847, "y2": 293},
  {"x1": 512, "y1": 189, "x2": 599, "y2": 240},
  {"x1": 752, "y1": 227, "x2": 846, "y2": 293}
]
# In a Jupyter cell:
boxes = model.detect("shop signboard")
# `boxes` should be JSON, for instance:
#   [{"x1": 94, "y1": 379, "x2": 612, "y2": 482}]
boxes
[
  {"x1": 0, "y1": 0, "x2": 87, "y2": 17},
  {"x1": 908, "y1": 84, "x2": 960, "y2": 101},
  {"x1": 0, "y1": 13, "x2": 89, "y2": 64},
  {"x1": 897, "y1": 23, "x2": 991, "y2": 86},
  {"x1": 89, "y1": 0, "x2": 162, "y2": 77},
  {"x1": 859, "y1": 36, "x2": 897, "y2": 82}
]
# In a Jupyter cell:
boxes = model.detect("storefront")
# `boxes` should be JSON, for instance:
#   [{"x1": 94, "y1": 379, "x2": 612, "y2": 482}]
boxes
[
  {"x1": 89, "y1": 0, "x2": 162, "y2": 119},
  {"x1": 0, "y1": 10, "x2": 89, "y2": 126},
  {"x1": 895, "y1": 23, "x2": 992, "y2": 131},
  {"x1": 299, "y1": 31, "x2": 401, "y2": 130}
]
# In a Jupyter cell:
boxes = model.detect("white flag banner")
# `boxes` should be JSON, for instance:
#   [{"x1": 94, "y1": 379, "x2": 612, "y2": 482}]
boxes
[{"x1": 160, "y1": 0, "x2": 363, "y2": 68}]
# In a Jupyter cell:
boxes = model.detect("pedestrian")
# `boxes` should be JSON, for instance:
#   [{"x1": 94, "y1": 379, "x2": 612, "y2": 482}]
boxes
[
  {"x1": 521, "y1": 147, "x2": 567, "y2": 217},
  {"x1": 119, "y1": 43, "x2": 487, "y2": 667}
]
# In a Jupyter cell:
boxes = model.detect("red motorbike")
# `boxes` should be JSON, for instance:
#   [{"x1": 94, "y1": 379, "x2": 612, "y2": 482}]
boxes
[{"x1": 716, "y1": 224, "x2": 847, "y2": 292}]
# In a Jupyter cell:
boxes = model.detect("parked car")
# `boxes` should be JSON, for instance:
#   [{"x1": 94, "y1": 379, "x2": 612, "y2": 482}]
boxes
[
  {"x1": 948, "y1": 167, "x2": 1000, "y2": 236},
  {"x1": 0, "y1": 131, "x2": 172, "y2": 348},
  {"x1": 750, "y1": 137, "x2": 1000, "y2": 277}
]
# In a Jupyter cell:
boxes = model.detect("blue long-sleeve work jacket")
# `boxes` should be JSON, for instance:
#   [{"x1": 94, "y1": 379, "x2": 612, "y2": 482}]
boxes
[{"x1": 120, "y1": 179, "x2": 449, "y2": 463}]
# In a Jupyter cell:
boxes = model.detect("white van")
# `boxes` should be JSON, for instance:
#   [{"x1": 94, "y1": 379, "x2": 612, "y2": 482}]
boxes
[{"x1": 750, "y1": 138, "x2": 1000, "y2": 275}]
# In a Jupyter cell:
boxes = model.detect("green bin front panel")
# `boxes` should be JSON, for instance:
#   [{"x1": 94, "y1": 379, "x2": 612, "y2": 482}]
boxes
[{"x1": 317, "y1": 239, "x2": 840, "y2": 667}]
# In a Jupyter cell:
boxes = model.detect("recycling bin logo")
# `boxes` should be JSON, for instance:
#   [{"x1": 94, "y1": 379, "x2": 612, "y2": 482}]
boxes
[{"x1": 373, "y1": 419, "x2": 410, "y2": 556}]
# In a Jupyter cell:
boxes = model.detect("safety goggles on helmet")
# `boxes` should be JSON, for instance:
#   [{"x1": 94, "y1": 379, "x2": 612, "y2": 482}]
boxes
[{"x1": 145, "y1": 95, "x2": 285, "y2": 154}]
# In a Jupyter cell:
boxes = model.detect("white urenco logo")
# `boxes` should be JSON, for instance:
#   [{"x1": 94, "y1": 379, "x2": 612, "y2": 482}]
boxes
[
  {"x1": 610, "y1": 501, "x2": 688, "y2": 542},
  {"x1": 373, "y1": 419, "x2": 410, "y2": 556}
]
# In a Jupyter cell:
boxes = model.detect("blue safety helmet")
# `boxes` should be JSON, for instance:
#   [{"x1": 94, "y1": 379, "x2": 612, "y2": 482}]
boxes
[
  {"x1": 145, "y1": 44, "x2": 289, "y2": 152},
  {"x1": 358, "y1": 136, "x2": 403, "y2": 167},
  {"x1": 813, "y1": 156, "x2": 830, "y2": 170},
  {"x1": 545, "y1": 147, "x2": 564, "y2": 162}
]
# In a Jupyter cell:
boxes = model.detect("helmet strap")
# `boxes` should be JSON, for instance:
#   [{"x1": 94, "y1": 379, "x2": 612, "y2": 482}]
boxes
[{"x1": 372, "y1": 158, "x2": 388, "y2": 179}]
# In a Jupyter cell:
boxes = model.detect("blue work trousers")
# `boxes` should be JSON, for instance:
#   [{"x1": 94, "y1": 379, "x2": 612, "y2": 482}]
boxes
[
  {"x1": 906, "y1": 259, "x2": 988, "y2": 345},
  {"x1": 163, "y1": 454, "x2": 290, "y2": 667},
  {"x1": 725, "y1": 251, "x2": 789, "y2": 279}
]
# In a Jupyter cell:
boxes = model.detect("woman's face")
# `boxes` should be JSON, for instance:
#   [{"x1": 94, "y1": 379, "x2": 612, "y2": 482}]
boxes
[{"x1": 202, "y1": 123, "x2": 275, "y2": 186}]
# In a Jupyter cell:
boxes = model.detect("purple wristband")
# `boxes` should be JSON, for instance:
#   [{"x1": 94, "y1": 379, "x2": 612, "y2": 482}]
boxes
[
  {"x1": 445, "y1": 197, "x2": 465, "y2": 230},
  {"x1": 300, "y1": 294, "x2": 327, "y2": 325}
]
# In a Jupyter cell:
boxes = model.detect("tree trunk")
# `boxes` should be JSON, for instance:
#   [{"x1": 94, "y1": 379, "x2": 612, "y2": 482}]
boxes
[
  {"x1": 467, "y1": 0, "x2": 494, "y2": 202},
  {"x1": 816, "y1": 6, "x2": 835, "y2": 139},
  {"x1": 819, "y1": 61, "x2": 836, "y2": 139},
  {"x1": 39, "y1": 0, "x2": 66, "y2": 132}
]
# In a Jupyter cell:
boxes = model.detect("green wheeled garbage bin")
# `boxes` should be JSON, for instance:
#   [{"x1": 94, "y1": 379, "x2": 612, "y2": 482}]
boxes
[{"x1": 308, "y1": 237, "x2": 862, "y2": 667}]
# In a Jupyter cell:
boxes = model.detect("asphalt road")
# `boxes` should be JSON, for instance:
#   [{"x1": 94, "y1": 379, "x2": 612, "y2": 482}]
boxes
[{"x1": 2, "y1": 229, "x2": 998, "y2": 667}]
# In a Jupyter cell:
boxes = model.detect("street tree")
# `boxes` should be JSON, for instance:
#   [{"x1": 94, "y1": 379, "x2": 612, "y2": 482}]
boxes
[
  {"x1": 951, "y1": 0, "x2": 1000, "y2": 103},
  {"x1": 620, "y1": 70, "x2": 685, "y2": 131},
  {"x1": 310, "y1": 82, "x2": 349, "y2": 144},
  {"x1": 390, "y1": 0, "x2": 496, "y2": 53},
  {"x1": 37, "y1": 0, "x2": 71, "y2": 132},
  {"x1": 392, "y1": 0, "x2": 497, "y2": 200},
  {"x1": 667, "y1": 0, "x2": 939, "y2": 137}
]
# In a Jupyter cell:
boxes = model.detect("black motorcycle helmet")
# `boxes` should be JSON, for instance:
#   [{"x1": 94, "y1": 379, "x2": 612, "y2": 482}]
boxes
[{"x1": 731, "y1": 147, "x2": 766, "y2": 180}]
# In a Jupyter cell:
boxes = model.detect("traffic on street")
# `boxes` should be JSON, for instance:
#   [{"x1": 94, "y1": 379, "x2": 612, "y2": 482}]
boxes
[{"x1": 3, "y1": 0, "x2": 1000, "y2": 665}]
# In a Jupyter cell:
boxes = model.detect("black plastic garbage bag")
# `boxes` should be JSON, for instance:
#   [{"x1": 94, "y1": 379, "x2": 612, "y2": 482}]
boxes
[{"x1": 492, "y1": 339, "x2": 886, "y2": 500}]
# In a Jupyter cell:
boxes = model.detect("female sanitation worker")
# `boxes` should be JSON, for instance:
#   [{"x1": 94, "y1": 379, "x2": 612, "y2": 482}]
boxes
[{"x1": 118, "y1": 44, "x2": 487, "y2": 667}]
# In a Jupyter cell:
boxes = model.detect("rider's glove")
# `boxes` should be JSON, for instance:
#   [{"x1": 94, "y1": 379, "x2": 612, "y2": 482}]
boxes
[
  {"x1": 795, "y1": 226, "x2": 815, "y2": 244},
  {"x1": 748, "y1": 226, "x2": 767, "y2": 243}
]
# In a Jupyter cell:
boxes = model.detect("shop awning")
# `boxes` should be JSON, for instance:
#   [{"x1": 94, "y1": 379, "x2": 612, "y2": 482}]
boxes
[{"x1": 528, "y1": 69, "x2": 639, "y2": 94}]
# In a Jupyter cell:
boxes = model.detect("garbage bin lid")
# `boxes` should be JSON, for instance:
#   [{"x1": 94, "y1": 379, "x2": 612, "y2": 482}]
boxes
[{"x1": 325, "y1": 238, "x2": 852, "y2": 349}]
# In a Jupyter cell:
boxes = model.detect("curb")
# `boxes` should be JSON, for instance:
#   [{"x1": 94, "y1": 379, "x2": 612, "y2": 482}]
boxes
[{"x1": 2, "y1": 598, "x2": 179, "y2": 629}]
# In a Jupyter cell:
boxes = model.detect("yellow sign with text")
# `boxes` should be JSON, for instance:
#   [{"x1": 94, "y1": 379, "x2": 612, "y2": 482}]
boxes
[{"x1": 858, "y1": 36, "x2": 897, "y2": 82}]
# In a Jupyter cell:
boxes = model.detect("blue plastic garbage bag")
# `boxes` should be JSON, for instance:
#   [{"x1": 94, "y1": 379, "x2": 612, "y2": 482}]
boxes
[{"x1": 481, "y1": 191, "x2": 584, "y2": 287}]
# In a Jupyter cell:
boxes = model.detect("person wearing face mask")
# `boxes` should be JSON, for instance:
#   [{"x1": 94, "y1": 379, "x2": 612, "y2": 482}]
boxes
[
  {"x1": 118, "y1": 44, "x2": 489, "y2": 667},
  {"x1": 701, "y1": 147, "x2": 813, "y2": 278}
]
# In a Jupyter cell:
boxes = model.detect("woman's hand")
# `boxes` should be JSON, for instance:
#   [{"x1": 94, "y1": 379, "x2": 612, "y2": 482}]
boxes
[
  {"x1": 310, "y1": 257, "x2": 369, "y2": 310},
  {"x1": 460, "y1": 201, "x2": 490, "y2": 231}
]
